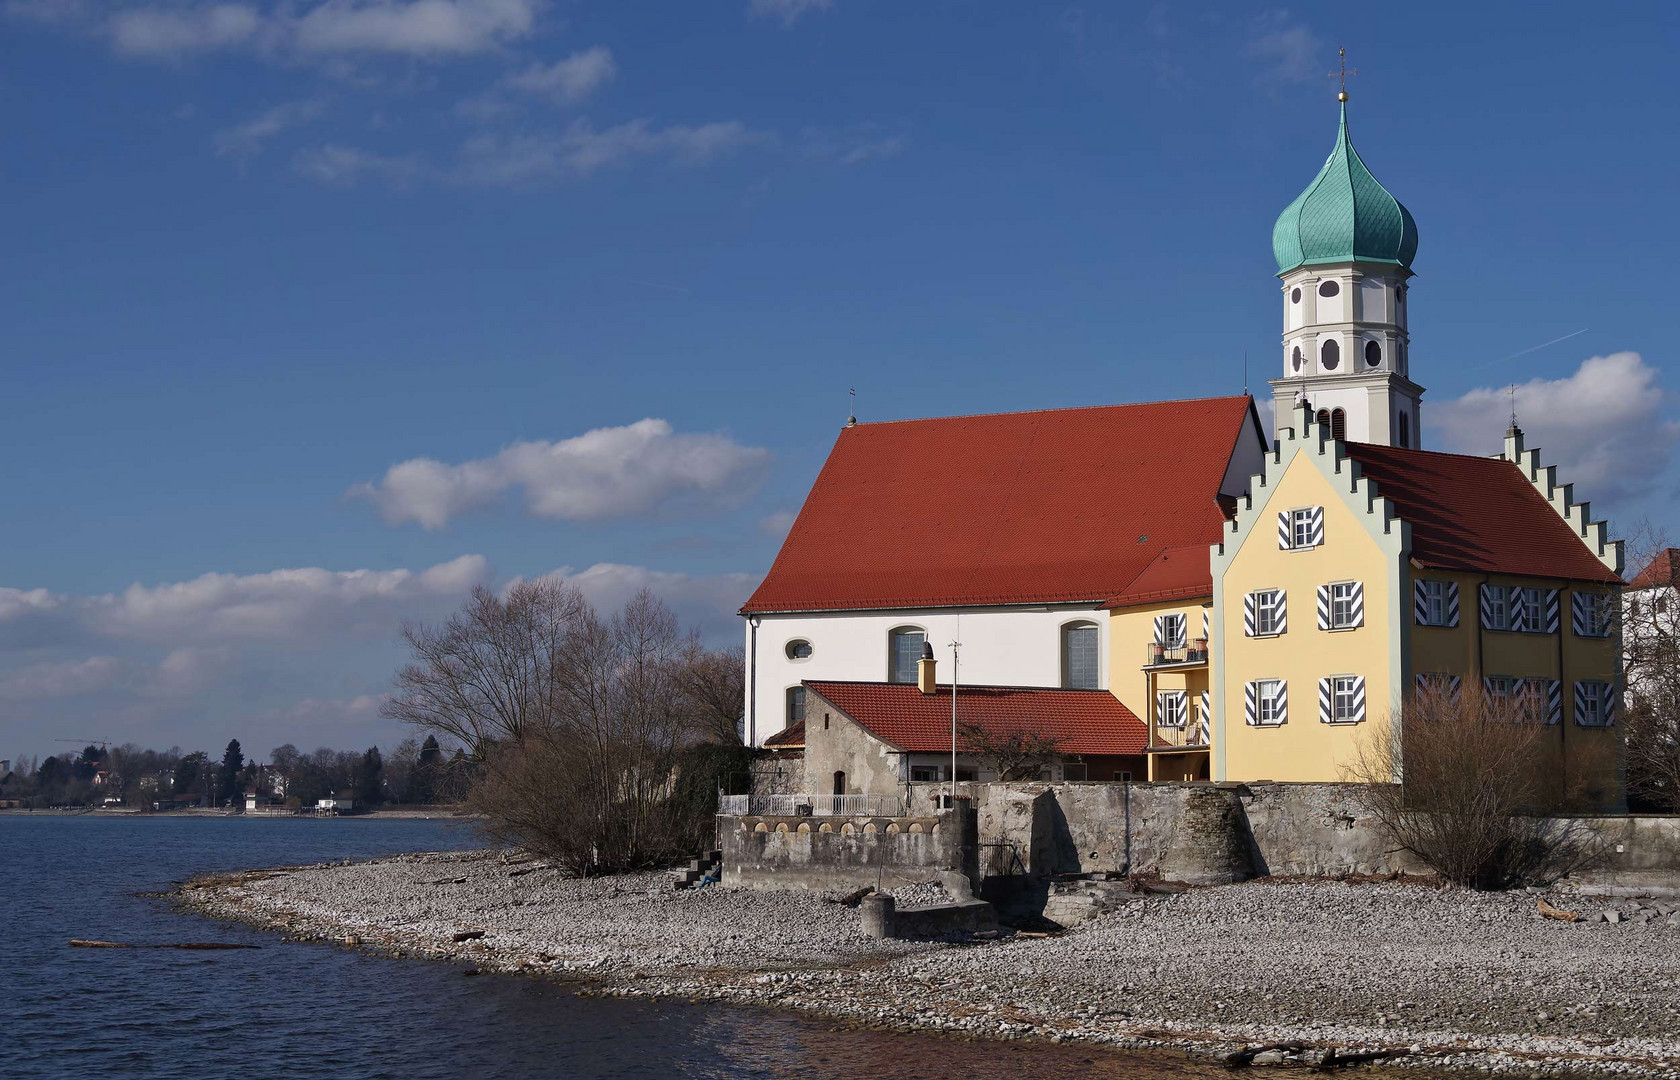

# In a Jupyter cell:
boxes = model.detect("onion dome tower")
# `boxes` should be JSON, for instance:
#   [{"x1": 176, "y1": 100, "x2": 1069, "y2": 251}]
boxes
[{"x1": 1269, "y1": 71, "x2": 1422, "y2": 448}]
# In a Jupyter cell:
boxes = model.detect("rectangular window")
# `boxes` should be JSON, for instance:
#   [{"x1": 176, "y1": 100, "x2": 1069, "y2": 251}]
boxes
[
  {"x1": 1256, "y1": 679, "x2": 1286, "y2": 726},
  {"x1": 1329, "y1": 582, "x2": 1361, "y2": 629},
  {"x1": 1331, "y1": 676, "x2": 1361, "y2": 722},
  {"x1": 1156, "y1": 692, "x2": 1187, "y2": 728},
  {"x1": 1291, "y1": 509, "x2": 1315, "y2": 549},
  {"x1": 1422, "y1": 580, "x2": 1446, "y2": 626},
  {"x1": 889, "y1": 629, "x2": 925, "y2": 684},
  {"x1": 1576, "y1": 681, "x2": 1614, "y2": 727},
  {"x1": 1515, "y1": 587, "x2": 1545, "y2": 633},
  {"x1": 1484, "y1": 676, "x2": 1516, "y2": 709},
  {"x1": 1063, "y1": 623, "x2": 1100, "y2": 689},
  {"x1": 1485, "y1": 587, "x2": 1510, "y2": 631},
  {"x1": 1254, "y1": 590, "x2": 1285, "y2": 636},
  {"x1": 786, "y1": 686, "x2": 806, "y2": 723},
  {"x1": 910, "y1": 765, "x2": 941, "y2": 782}
]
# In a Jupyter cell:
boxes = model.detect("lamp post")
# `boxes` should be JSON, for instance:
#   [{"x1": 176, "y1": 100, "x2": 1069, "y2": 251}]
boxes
[{"x1": 948, "y1": 638, "x2": 961, "y2": 806}]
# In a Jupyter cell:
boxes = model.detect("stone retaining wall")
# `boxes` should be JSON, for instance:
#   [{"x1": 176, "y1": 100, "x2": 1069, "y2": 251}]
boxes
[{"x1": 719, "y1": 806, "x2": 979, "y2": 892}]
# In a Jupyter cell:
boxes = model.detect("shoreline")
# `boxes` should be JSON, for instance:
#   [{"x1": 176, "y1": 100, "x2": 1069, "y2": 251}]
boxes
[{"x1": 171, "y1": 849, "x2": 1680, "y2": 1079}]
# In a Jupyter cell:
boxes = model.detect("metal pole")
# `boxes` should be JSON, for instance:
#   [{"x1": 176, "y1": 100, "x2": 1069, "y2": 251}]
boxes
[{"x1": 949, "y1": 639, "x2": 960, "y2": 805}]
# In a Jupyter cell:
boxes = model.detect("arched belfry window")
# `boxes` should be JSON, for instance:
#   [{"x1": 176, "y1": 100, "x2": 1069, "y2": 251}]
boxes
[
  {"x1": 1316, "y1": 408, "x2": 1331, "y2": 431},
  {"x1": 1330, "y1": 408, "x2": 1346, "y2": 441},
  {"x1": 1321, "y1": 338, "x2": 1340, "y2": 370},
  {"x1": 888, "y1": 627, "x2": 925, "y2": 684},
  {"x1": 1364, "y1": 340, "x2": 1382, "y2": 367},
  {"x1": 1061, "y1": 621, "x2": 1100, "y2": 690}
]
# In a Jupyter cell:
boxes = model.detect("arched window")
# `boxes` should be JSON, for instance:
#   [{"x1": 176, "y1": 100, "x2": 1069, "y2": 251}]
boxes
[
  {"x1": 832, "y1": 770, "x2": 846, "y2": 796},
  {"x1": 785, "y1": 639, "x2": 812, "y2": 660},
  {"x1": 785, "y1": 686, "x2": 806, "y2": 723},
  {"x1": 1364, "y1": 340, "x2": 1382, "y2": 367},
  {"x1": 888, "y1": 627, "x2": 925, "y2": 684},
  {"x1": 1321, "y1": 338, "x2": 1340, "y2": 370},
  {"x1": 1291, "y1": 345, "x2": 1303, "y2": 372},
  {"x1": 1061, "y1": 621, "x2": 1100, "y2": 689},
  {"x1": 1316, "y1": 408, "x2": 1331, "y2": 431},
  {"x1": 1398, "y1": 411, "x2": 1410, "y2": 448},
  {"x1": 1318, "y1": 280, "x2": 1340, "y2": 298},
  {"x1": 1330, "y1": 408, "x2": 1346, "y2": 441}
]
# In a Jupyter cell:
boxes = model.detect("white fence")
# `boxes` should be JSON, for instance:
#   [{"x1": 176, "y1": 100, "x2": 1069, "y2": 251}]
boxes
[{"x1": 717, "y1": 793, "x2": 904, "y2": 817}]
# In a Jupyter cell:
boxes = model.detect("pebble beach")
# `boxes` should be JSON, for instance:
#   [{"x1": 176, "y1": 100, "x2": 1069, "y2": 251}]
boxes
[{"x1": 174, "y1": 849, "x2": 1680, "y2": 1078}]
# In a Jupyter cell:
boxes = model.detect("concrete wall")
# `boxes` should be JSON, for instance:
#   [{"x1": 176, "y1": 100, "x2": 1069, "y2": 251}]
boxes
[
  {"x1": 750, "y1": 753, "x2": 806, "y2": 797},
  {"x1": 743, "y1": 604, "x2": 1109, "y2": 746},
  {"x1": 719, "y1": 807, "x2": 978, "y2": 892},
  {"x1": 803, "y1": 690, "x2": 903, "y2": 799}
]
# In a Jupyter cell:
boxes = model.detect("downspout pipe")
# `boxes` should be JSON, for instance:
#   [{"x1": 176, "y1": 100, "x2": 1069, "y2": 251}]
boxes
[{"x1": 747, "y1": 615, "x2": 760, "y2": 748}]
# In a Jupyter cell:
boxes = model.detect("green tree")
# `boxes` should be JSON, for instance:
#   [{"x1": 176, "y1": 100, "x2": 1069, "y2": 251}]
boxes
[
  {"x1": 415, "y1": 735, "x2": 442, "y2": 803},
  {"x1": 354, "y1": 747, "x2": 384, "y2": 805},
  {"x1": 175, "y1": 751, "x2": 207, "y2": 796},
  {"x1": 219, "y1": 739, "x2": 245, "y2": 804}
]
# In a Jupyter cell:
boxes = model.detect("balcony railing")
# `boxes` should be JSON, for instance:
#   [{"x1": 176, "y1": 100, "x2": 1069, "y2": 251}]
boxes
[
  {"x1": 1149, "y1": 723, "x2": 1211, "y2": 751},
  {"x1": 717, "y1": 793, "x2": 904, "y2": 817},
  {"x1": 1145, "y1": 644, "x2": 1209, "y2": 667}
]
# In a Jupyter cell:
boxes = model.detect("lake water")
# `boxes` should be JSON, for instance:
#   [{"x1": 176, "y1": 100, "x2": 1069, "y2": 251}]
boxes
[{"x1": 3, "y1": 814, "x2": 1443, "y2": 1080}]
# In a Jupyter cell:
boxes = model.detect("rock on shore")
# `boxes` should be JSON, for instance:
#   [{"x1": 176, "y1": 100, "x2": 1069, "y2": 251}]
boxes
[{"x1": 175, "y1": 850, "x2": 1680, "y2": 1078}]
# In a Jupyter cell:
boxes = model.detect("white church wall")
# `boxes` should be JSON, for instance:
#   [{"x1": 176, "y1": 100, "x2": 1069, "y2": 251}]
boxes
[{"x1": 743, "y1": 604, "x2": 1107, "y2": 746}]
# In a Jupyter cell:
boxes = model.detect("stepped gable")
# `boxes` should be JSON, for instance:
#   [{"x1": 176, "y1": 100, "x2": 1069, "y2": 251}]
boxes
[
  {"x1": 804, "y1": 680, "x2": 1147, "y2": 756},
  {"x1": 742, "y1": 396, "x2": 1256, "y2": 614},
  {"x1": 1343, "y1": 442, "x2": 1621, "y2": 584}
]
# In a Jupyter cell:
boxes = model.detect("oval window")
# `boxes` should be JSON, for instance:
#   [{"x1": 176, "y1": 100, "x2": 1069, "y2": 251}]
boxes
[
  {"x1": 1321, "y1": 338, "x2": 1340, "y2": 370},
  {"x1": 1364, "y1": 340, "x2": 1382, "y2": 367},
  {"x1": 1318, "y1": 280, "x2": 1340, "y2": 298},
  {"x1": 1290, "y1": 287, "x2": 1302, "y2": 304},
  {"x1": 785, "y1": 639, "x2": 813, "y2": 660}
]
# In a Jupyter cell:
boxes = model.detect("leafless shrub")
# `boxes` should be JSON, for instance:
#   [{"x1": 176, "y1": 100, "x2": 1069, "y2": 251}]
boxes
[
  {"x1": 959, "y1": 724, "x2": 1063, "y2": 781},
  {"x1": 1345, "y1": 684, "x2": 1602, "y2": 889}
]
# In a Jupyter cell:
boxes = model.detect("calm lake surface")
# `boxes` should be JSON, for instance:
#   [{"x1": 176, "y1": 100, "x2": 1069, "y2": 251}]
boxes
[{"x1": 3, "y1": 814, "x2": 1450, "y2": 1080}]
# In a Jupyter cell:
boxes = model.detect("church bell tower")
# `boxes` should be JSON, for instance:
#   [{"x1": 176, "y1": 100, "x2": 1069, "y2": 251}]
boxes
[{"x1": 1269, "y1": 68, "x2": 1423, "y2": 448}]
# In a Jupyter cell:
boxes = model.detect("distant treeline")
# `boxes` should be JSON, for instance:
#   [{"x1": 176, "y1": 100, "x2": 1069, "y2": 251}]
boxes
[{"x1": 0, "y1": 735, "x2": 466, "y2": 810}]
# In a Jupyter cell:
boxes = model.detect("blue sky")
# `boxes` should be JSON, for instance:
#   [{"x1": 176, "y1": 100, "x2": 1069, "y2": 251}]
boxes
[{"x1": 3, "y1": 1, "x2": 1677, "y2": 759}]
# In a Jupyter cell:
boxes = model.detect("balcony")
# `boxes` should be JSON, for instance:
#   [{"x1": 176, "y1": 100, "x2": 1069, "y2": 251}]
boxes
[
  {"x1": 1144, "y1": 642, "x2": 1209, "y2": 669},
  {"x1": 1148, "y1": 723, "x2": 1210, "y2": 751}
]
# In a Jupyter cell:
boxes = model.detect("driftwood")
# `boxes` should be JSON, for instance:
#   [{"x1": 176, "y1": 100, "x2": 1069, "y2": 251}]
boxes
[
  {"x1": 1318, "y1": 1047, "x2": 1409, "y2": 1069},
  {"x1": 70, "y1": 939, "x2": 260, "y2": 950},
  {"x1": 506, "y1": 865, "x2": 548, "y2": 878},
  {"x1": 1224, "y1": 1041, "x2": 1307, "y2": 1067},
  {"x1": 1538, "y1": 898, "x2": 1582, "y2": 922},
  {"x1": 451, "y1": 930, "x2": 487, "y2": 942},
  {"x1": 832, "y1": 886, "x2": 875, "y2": 908},
  {"x1": 423, "y1": 876, "x2": 469, "y2": 885}
]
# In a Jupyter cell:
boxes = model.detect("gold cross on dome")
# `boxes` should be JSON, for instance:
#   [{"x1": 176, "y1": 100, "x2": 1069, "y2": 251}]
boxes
[{"x1": 1328, "y1": 47, "x2": 1358, "y2": 101}]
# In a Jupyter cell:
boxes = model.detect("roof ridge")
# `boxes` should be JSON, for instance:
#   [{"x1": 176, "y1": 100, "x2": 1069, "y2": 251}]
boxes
[
  {"x1": 842, "y1": 394, "x2": 1251, "y2": 428},
  {"x1": 1344, "y1": 440, "x2": 1522, "y2": 467},
  {"x1": 806, "y1": 679, "x2": 1116, "y2": 694}
]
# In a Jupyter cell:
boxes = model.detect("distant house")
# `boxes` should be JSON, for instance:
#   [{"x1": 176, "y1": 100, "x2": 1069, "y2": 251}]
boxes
[{"x1": 314, "y1": 793, "x2": 355, "y2": 815}]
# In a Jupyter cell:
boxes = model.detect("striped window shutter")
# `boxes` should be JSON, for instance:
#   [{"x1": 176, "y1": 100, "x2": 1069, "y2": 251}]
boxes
[
  {"x1": 1483, "y1": 675, "x2": 1495, "y2": 697},
  {"x1": 1243, "y1": 593, "x2": 1257, "y2": 637},
  {"x1": 1510, "y1": 588, "x2": 1529, "y2": 632},
  {"x1": 1275, "y1": 592, "x2": 1287, "y2": 634},
  {"x1": 1606, "y1": 683, "x2": 1618, "y2": 726},
  {"x1": 1573, "y1": 681, "x2": 1587, "y2": 725},
  {"x1": 1277, "y1": 511, "x2": 1292, "y2": 550},
  {"x1": 1308, "y1": 506, "x2": 1325, "y2": 546},
  {"x1": 1446, "y1": 582, "x2": 1460, "y2": 627},
  {"x1": 1413, "y1": 580, "x2": 1429, "y2": 625},
  {"x1": 1202, "y1": 608, "x2": 1209, "y2": 643},
  {"x1": 1544, "y1": 590, "x2": 1560, "y2": 634},
  {"x1": 1275, "y1": 681, "x2": 1288, "y2": 724},
  {"x1": 1244, "y1": 681, "x2": 1258, "y2": 726},
  {"x1": 1316, "y1": 585, "x2": 1331, "y2": 630},
  {"x1": 1318, "y1": 677, "x2": 1332, "y2": 724},
  {"x1": 1546, "y1": 680, "x2": 1563, "y2": 725},
  {"x1": 1348, "y1": 582, "x2": 1365, "y2": 627},
  {"x1": 1173, "y1": 690, "x2": 1188, "y2": 726},
  {"x1": 1571, "y1": 593, "x2": 1589, "y2": 636},
  {"x1": 1479, "y1": 584, "x2": 1498, "y2": 630},
  {"x1": 1448, "y1": 675, "x2": 1462, "y2": 706},
  {"x1": 1198, "y1": 691, "x2": 1211, "y2": 744},
  {"x1": 1153, "y1": 615, "x2": 1166, "y2": 647},
  {"x1": 1350, "y1": 677, "x2": 1366, "y2": 723}
]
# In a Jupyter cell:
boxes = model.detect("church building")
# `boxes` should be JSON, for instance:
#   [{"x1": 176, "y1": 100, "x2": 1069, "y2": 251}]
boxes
[{"x1": 740, "y1": 91, "x2": 1626, "y2": 810}]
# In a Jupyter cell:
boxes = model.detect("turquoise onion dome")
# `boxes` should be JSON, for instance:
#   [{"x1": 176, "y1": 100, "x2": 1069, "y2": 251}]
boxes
[{"x1": 1272, "y1": 103, "x2": 1418, "y2": 275}]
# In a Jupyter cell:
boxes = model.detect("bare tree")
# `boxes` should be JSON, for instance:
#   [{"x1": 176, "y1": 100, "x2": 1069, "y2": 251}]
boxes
[
  {"x1": 959, "y1": 723, "x2": 1063, "y2": 781},
  {"x1": 1344, "y1": 684, "x2": 1600, "y2": 888},
  {"x1": 676, "y1": 640, "x2": 745, "y2": 745},
  {"x1": 1620, "y1": 521, "x2": 1680, "y2": 811},
  {"x1": 383, "y1": 580, "x2": 585, "y2": 758}
]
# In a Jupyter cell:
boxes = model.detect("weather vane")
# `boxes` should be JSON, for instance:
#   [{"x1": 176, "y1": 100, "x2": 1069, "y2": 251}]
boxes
[
  {"x1": 1509, "y1": 383, "x2": 1519, "y2": 430},
  {"x1": 1328, "y1": 47, "x2": 1357, "y2": 101}
]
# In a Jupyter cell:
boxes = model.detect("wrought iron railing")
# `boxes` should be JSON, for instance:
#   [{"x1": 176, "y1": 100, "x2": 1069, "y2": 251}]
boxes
[{"x1": 1145, "y1": 644, "x2": 1209, "y2": 667}]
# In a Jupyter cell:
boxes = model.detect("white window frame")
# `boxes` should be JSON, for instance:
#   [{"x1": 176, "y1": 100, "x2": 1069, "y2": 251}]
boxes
[
  {"x1": 1422, "y1": 580, "x2": 1446, "y2": 626},
  {"x1": 1485, "y1": 587, "x2": 1511, "y2": 631},
  {"x1": 1290, "y1": 508, "x2": 1315, "y2": 550},
  {"x1": 1328, "y1": 581, "x2": 1360, "y2": 630},
  {"x1": 1576, "y1": 682, "x2": 1613, "y2": 728},
  {"x1": 1485, "y1": 676, "x2": 1516, "y2": 709},
  {"x1": 1254, "y1": 589, "x2": 1285, "y2": 637},
  {"x1": 1156, "y1": 691, "x2": 1187, "y2": 729},
  {"x1": 1159, "y1": 613, "x2": 1186, "y2": 648},
  {"x1": 1514, "y1": 587, "x2": 1545, "y2": 634},
  {"x1": 1255, "y1": 679, "x2": 1286, "y2": 726},
  {"x1": 1330, "y1": 675, "x2": 1361, "y2": 723}
]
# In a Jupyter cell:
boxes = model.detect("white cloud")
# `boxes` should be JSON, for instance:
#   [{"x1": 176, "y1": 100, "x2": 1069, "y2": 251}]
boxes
[
  {"x1": 0, "y1": 656, "x2": 124, "y2": 700},
  {"x1": 503, "y1": 45, "x2": 614, "y2": 104},
  {"x1": 539, "y1": 563, "x2": 757, "y2": 627},
  {"x1": 1427, "y1": 352, "x2": 1680, "y2": 504},
  {"x1": 748, "y1": 0, "x2": 830, "y2": 26},
  {"x1": 350, "y1": 419, "x2": 770, "y2": 529},
  {"x1": 1246, "y1": 23, "x2": 1322, "y2": 84},
  {"x1": 457, "y1": 118, "x2": 764, "y2": 184},
  {"x1": 213, "y1": 99, "x2": 325, "y2": 161},
  {"x1": 0, "y1": 587, "x2": 62, "y2": 623},
  {"x1": 802, "y1": 125, "x2": 908, "y2": 167},
  {"x1": 292, "y1": 142, "x2": 422, "y2": 185},
  {"x1": 757, "y1": 509, "x2": 796, "y2": 538},
  {"x1": 19, "y1": 0, "x2": 543, "y2": 61}
]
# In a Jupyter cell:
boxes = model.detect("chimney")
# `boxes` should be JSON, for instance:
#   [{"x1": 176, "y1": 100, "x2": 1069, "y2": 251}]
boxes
[{"x1": 917, "y1": 642, "x2": 937, "y2": 694}]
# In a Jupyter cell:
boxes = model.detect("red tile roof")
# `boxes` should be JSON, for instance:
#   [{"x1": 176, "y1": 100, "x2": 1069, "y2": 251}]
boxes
[
  {"x1": 763, "y1": 720, "x2": 805, "y2": 749},
  {"x1": 742, "y1": 397, "x2": 1259, "y2": 613},
  {"x1": 1629, "y1": 549, "x2": 1680, "y2": 589},
  {"x1": 1343, "y1": 443, "x2": 1621, "y2": 584},
  {"x1": 805, "y1": 680, "x2": 1147, "y2": 756},
  {"x1": 1101, "y1": 544, "x2": 1214, "y2": 608}
]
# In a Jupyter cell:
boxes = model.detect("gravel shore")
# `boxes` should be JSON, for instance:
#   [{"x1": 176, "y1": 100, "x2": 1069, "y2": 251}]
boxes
[{"x1": 174, "y1": 850, "x2": 1680, "y2": 1078}]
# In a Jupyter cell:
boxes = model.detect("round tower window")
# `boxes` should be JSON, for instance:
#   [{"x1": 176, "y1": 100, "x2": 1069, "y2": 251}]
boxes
[
  {"x1": 1318, "y1": 280, "x2": 1340, "y2": 298},
  {"x1": 1365, "y1": 340, "x2": 1382, "y2": 367},
  {"x1": 1291, "y1": 345, "x2": 1303, "y2": 372},
  {"x1": 1290, "y1": 287, "x2": 1301, "y2": 304},
  {"x1": 1321, "y1": 338, "x2": 1340, "y2": 370}
]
